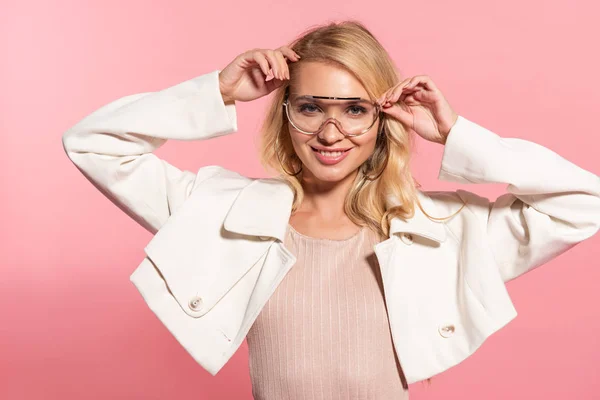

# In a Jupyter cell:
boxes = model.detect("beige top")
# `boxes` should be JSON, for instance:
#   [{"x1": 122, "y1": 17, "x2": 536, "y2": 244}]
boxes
[{"x1": 246, "y1": 223, "x2": 409, "y2": 400}]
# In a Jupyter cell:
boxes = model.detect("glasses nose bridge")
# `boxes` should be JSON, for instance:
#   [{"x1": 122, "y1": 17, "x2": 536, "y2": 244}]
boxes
[{"x1": 317, "y1": 117, "x2": 347, "y2": 138}]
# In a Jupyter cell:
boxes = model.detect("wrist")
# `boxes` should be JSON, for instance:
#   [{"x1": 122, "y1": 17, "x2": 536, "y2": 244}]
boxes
[
  {"x1": 221, "y1": 92, "x2": 235, "y2": 105},
  {"x1": 219, "y1": 86, "x2": 235, "y2": 104},
  {"x1": 218, "y1": 77, "x2": 235, "y2": 104},
  {"x1": 439, "y1": 113, "x2": 459, "y2": 145}
]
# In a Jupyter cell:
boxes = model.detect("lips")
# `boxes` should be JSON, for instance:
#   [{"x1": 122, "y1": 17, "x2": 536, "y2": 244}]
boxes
[
  {"x1": 310, "y1": 146, "x2": 352, "y2": 152},
  {"x1": 311, "y1": 146, "x2": 353, "y2": 165}
]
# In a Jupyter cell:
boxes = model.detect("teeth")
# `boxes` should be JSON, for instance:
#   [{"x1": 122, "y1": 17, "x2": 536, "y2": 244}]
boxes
[{"x1": 318, "y1": 150, "x2": 343, "y2": 157}]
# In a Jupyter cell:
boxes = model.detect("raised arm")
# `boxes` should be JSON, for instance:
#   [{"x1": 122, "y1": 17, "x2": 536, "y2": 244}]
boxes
[
  {"x1": 378, "y1": 74, "x2": 600, "y2": 283},
  {"x1": 63, "y1": 47, "x2": 300, "y2": 235},
  {"x1": 62, "y1": 69, "x2": 238, "y2": 235},
  {"x1": 438, "y1": 115, "x2": 600, "y2": 282}
]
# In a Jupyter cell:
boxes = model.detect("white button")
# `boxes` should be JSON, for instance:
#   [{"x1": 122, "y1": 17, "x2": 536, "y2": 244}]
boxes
[
  {"x1": 438, "y1": 323, "x2": 455, "y2": 338},
  {"x1": 400, "y1": 233, "x2": 413, "y2": 245},
  {"x1": 258, "y1": 235, "x2": 270, "y2": 240},
  {"x1": 189, "y1": 296, "x2": 203, "y2": 311}
]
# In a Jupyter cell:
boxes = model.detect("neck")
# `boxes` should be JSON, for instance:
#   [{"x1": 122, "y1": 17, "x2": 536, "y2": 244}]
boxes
[{"x1": 296, "y1": 168, "x2": 359, "y2": 221}]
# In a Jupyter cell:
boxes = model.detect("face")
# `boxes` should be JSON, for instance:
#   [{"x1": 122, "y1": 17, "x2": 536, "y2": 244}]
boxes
[{"x1": 287, "y1": 61, "x2": 381, "y2": 185}]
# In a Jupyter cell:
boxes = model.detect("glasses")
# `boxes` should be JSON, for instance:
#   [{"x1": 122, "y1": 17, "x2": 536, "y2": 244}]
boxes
[{"x1": 283, "y1": 91, "x2": 382, "y2": 137}]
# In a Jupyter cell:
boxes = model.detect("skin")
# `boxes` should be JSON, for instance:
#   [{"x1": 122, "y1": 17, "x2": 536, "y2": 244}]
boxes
[{"x1": 218, "y1": 46, "x2": 458, "y2": 240}]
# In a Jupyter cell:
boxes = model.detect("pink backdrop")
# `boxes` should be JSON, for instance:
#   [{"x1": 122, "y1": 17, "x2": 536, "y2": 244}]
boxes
[{"x1": 2, "y1": 0, "x2": 599, "y2": 398}]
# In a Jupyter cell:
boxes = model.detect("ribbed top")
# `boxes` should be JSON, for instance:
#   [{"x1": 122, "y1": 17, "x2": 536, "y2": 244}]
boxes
[{"x1": 246, "y1": 223, "x2": 409, "y2": 400}]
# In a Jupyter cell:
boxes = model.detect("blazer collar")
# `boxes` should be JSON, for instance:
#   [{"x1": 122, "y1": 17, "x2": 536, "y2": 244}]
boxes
[
  {"x1": 386, "y1": 191, "x2": 448, "y2": 243},
  {"x1": 223, "y1": 178, "x2": 295, "y2": 243},
  {"x1": 223, "y1": 177, "x2": 447, "y2": 243}
]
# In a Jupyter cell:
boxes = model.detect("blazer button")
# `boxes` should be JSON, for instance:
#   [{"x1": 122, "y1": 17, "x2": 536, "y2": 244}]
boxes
[
  {"x1": 189, "y1": 296, "x2": 204, "y2": 311},
  {"x1": 438, "y1": 323, "x2": 455, "y2": 338},
  {"x1": 400, "y1": 233, "x2": 414, "y2": 245}
]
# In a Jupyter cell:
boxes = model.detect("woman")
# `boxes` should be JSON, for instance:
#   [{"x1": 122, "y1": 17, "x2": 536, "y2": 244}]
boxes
[{"x1": 62, "y1": 20, "x2": 600, "y2": 399}]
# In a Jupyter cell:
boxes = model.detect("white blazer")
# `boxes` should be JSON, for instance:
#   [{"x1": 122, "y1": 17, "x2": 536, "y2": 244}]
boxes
[{"x1": 62, "y1": 69, "x2": 600, "y2": 384}]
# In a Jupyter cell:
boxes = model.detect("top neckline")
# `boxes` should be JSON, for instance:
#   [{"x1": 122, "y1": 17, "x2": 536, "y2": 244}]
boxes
[{"x1": 287, "y1": 223, "x2": 366, "y2": 243}]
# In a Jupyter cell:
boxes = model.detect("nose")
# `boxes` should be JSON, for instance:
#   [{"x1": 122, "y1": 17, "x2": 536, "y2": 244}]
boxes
[{"x1": 317, "y1": 119, "x2": 346, "y2": 143}]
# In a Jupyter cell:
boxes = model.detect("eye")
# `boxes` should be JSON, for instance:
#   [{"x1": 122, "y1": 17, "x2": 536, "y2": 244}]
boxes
[
  {"x1": 298, "y1": 103, "x2": 322, "y2": 114},
  {"x1": 347, "y1": 105, "x2": 367, "y2": 116}
]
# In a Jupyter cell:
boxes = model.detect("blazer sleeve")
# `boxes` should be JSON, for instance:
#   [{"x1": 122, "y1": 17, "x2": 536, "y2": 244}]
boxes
[
  {"x1": 62, "y1": 69, "x2": 237, "y2": 235},
  {"x1": 438, "y1": 116, "x2": 600, "y2": 283}
]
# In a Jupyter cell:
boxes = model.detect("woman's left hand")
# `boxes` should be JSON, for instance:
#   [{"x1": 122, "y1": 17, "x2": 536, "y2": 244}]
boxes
[{"x1": 376, "y1": 75, "x2": 458, "y2": 145}]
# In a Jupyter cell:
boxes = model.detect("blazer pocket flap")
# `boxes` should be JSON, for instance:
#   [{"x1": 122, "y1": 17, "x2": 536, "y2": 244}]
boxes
[{"x1": 144, "y1": 233, "x2": 273, "y2": 318}]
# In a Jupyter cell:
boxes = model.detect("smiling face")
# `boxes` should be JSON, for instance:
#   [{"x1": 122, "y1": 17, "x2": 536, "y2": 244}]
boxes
[{"x1": 287, "y1": 61, "x2": 381, "y2": 184}]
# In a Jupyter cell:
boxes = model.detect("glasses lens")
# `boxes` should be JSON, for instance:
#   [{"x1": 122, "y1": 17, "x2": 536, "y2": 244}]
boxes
[{"x1": 287, "y1": 97, "x2": 378, "y2": 135}]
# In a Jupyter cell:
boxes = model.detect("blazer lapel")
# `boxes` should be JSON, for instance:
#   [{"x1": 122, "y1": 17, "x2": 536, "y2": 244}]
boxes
[{"x1": 223, "y1": 177, "x2": 295, "y2": 242}]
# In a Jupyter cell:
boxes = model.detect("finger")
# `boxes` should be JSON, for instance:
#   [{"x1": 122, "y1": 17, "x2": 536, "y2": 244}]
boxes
[
  {"x1": 394, "y1": 78, "x2": 412, "y2": 94},
  {"x1": 265, "y1": 74, "x2": 286, "y2": 92},
  {"x1": 399, "y1": 91, "x2": 409, "y2": 103},
  {"x1": 390, "y1": 78, "x2": 413, "y2": 94},
  {"x1": 388, "y1": 82, "x2": 411, "y2": 104},
  {"x1": 377, "y1": 83, "x2": 396, "y2": 104},
  {"x1": 264, "y1": 49, "x2": 282, "y2": 80},
  {"x1": 249, "y1": 65, "x2": 267, "y2": 88},
  {"x1": 378, "y1": 76, "x2": 416, "y2": 103},
  {"x1": 405, "y1": 75, "x2": 436, "y2": 91},
  {"x1": 239, "y1": 49, "x2": 268, "y2": 77},
  {"x1": 404, "y1": 75, "x2": 423, "y2": 89},
  {"x1": 399, "y1": 83, "x2": 421, "y2": 101},
  {"x1": 400, "y1": 86, "x2": 424, "y2": 103},
  {"x1": 385, "y1": 85, "x2": 405, "y2": 104},
  {"x1": 377, "y1": 88, "x2": 394, "y2": 105},
  {"x1": 380, "y1": 101, "x2": 413, "y2": 126},
  {"x1": 252, "y1": 51, "x2": 272, "y2": 80},
  {"x1": 404, "y1": 94, "x2": 418, "y2": 105},
  {"x1": 274, "y1": 50, "x2": 289, "y2": 80},
  {"x1": 417, "y1": 76, "x2": 437, "y2": 91},
  {"x1": 395, "y1": 82, "x2": 426, "y2": 105},
  {"x1": 382, "y1": 78, "x2": 413, "y2": 104},
  {"x1": 277, "y1": 46, "x2": 301, "y2": 61}
]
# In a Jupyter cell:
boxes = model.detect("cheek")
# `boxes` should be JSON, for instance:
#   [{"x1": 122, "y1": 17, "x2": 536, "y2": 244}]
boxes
[
  {"x1": 353, "y1": 137, "x2": 379, "y2": 162},
  {"x1": 289, "y1": 133, "x2": 311, "y2": 155}
]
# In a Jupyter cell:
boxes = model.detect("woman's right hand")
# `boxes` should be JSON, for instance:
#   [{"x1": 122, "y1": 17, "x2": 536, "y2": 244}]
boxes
[{"x1": 218, "y1": 46, "x2": 301, "y2": 103}]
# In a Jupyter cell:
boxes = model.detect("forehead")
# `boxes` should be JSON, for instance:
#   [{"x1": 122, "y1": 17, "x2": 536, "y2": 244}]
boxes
[{"x1": 291, "y1": 61, "x2": 369, "y2": 99}]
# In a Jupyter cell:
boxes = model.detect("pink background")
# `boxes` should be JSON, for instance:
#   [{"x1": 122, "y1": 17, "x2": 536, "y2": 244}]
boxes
[{"x1": 2, "y1": 0, "x2": 599, "y2": 398}]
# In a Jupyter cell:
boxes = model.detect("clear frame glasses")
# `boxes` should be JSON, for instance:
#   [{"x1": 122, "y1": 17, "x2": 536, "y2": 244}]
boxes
[{"x1": 283, "y1": 90, "x2": 383, "y2": 137}]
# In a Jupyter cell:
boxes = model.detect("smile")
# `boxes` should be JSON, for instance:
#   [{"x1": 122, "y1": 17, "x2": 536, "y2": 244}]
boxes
[{"x1": 310, "y1": 146, "x2": 353, "y2": 165}]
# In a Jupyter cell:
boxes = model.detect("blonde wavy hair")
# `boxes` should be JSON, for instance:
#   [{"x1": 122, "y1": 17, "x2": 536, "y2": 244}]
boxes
[{"x1": 258, "y1": 19, "x2": 465, "y2": 243}]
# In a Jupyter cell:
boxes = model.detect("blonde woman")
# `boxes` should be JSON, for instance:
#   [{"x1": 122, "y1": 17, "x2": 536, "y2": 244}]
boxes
[{"x1": 62, "y1": 20, "x2": 600, "y2": 399}]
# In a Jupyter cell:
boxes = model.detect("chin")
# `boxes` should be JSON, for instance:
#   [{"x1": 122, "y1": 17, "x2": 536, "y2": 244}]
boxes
[{"x1": 304, "y1": 163, "x2": 356, "y2": 183}]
